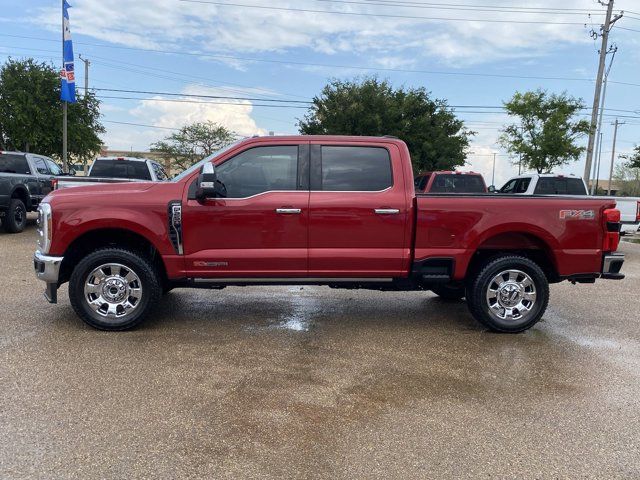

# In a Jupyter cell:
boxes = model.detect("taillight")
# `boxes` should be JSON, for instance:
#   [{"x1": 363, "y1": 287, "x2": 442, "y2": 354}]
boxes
[
  {"x1": 636, "y1": 201, "x2": 640, "y2": 222},
  {"x1": 51, "y1": 179, "x2": 58, "y2": 190},
  {"x1": 603, "y1": 208, "x2": 621, "y2": 252}
]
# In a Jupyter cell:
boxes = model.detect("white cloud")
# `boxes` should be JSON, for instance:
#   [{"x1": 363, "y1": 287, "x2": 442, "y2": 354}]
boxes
[
  {"x1": 101, "y1": 85, "x2": 265, "y2": 151},
  {"x1": 33, "y1": 0, "x2": 603, "y2": 67}
]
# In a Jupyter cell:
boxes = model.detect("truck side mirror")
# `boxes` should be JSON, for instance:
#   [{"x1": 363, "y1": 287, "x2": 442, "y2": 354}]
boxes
[{"x1": 195, "y1": 162, "x2": 226, "y2": 201}]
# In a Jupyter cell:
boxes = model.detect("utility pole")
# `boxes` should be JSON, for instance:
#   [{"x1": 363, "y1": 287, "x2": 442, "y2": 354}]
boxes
[
  {"x1": 590, "y1": 45, "x2": 617, "y2": 195},
  {"x1": 491, "y1": 153, "x2": 496, "y2": 187},
  {"x1": 583, "y1": 0, "x2": 623, "y2": 184},
  {"x1": 595, "y1": 132, "x2": 604, "y2": 194},
  {"x1": 607, "y1": 119, "x2": 624, "y2": 195},
  {"x1": 78, "y1": 54, "x2": 90, "y2": 96}
]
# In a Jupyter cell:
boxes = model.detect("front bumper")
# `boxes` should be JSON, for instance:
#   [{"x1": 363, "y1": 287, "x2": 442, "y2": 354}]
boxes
[
  {"x1": 33, "y1": 251, "x2": 63, "y2": 303},
  {"x1": 601, "y1": 253, "x2": 625, "y2": 280}
]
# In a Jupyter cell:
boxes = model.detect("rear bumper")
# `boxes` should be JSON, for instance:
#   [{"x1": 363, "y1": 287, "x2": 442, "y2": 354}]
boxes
[
  {"x1": 33, "y1": 251, "x2": 63, "y2": 303},
  {"x1": 601, "y1": 253, "x2": 625, "y2": 280}
]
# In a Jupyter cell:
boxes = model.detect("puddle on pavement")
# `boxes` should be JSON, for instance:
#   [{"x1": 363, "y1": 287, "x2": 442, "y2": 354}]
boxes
[{"x1": 243, "y1": 287, "x2": 317, "y2": 333}]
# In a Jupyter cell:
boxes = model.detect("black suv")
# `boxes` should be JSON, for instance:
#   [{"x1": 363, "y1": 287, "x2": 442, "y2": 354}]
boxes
[{"x1": 0, "y1": 151, "x2": 65, "y2": 233}]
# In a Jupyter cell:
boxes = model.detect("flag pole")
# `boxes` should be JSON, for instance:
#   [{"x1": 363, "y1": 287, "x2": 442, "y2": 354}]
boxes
[{"x1": 62, "y1": 0, "x2": 68, "y2": 173}]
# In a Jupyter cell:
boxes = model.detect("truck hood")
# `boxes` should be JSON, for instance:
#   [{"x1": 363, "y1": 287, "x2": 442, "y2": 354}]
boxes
[{"x1": 45, "y1": 181, "x2": 158, "y2": 203}]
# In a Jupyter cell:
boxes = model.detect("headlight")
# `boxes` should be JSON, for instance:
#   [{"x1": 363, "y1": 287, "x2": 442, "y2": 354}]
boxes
[{"x1": 36, "y1": 203, "x2": 52, "y2": 254}]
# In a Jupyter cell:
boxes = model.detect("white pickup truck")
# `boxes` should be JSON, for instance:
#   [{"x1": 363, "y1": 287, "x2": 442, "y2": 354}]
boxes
[
  {"x1": 499, "y1": 174, "x2": 640, "y2": 235},
  {"x1": 54, "y1": 156, "x2": 169, "y2": 190}
]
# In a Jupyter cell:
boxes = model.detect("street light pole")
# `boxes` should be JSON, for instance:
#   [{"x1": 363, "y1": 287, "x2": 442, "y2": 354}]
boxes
[{"x1": 607, "y1": 119, "x2": 624, "y2": 195}]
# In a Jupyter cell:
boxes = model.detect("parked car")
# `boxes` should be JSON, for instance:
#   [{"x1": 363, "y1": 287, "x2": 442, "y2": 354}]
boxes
[
  {"x1": 414, "y1": 171, "x2": 487, "y2": 194},
  {"x1": 499, "y1": 174, "x2": 588, "y2": 195},
  {"x1": 500, "y1": 174, "x2": 639, "y2": 234},
  {"x1": 54, "y1": 156, "x2": 168, "y2": 190},
  {"x1": 34, "y1": 136, "x2": 625, "y2": 333},
  {"x1": 0, "y1": 151, "x2": 67, "y2": 233},
  {"x1": 615, "y1": 197, "x2": 640, "y2": 235}
]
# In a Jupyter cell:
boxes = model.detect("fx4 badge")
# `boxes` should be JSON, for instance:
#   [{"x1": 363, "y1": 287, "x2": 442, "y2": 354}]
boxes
[{"x1": 559, "y1": 210, "x2": 595, "y2": 220}]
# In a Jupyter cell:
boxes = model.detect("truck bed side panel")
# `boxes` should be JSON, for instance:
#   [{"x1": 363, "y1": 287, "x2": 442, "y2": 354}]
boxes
[{"x1": 415, "y1": 195, "x2": 615, "y2": 280}]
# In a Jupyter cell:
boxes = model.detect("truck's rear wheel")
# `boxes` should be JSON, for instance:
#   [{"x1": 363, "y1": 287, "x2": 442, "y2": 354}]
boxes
[
  {"x1": 2, "y1": 198, "x2": 27, "y2": 233},
  {"x1": 466, "y1": 255, "x2": 549, "y2": 333},
  {"x1": 69, "y1": 248, "x2": 161, "y2": 330}
]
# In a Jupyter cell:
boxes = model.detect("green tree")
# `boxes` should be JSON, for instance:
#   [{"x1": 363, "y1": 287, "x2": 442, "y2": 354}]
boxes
[
  {"x1": 151, "y1": 121, "x2": 236, "y2": 172},
  {"x1": 298, "y1": 77, "x2": 473, "y2": 172},
  {"x1": 0, "y1": 58, "x2": 104, "y2": 160},
  {"x1": 614, "y1": 148, "x2": 640, "y2": 196},
  {"x1": 499, "y1": 89, "x2": 590, "y2": 174},
  {"x1": 622, "y1": 145, "x2": 640, "y2": 170}
]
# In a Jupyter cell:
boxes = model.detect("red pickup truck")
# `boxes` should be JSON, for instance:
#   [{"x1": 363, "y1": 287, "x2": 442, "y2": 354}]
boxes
[{"x1": 34, "y1": 135, "x2": 625, "y2": 333}]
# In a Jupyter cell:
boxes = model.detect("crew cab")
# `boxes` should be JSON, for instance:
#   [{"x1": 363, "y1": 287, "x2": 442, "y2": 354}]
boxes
[
  {"x1": 414, "y1": 170, "x2": 487, "y2": 194},
  {"x1": 54, "y1": 156, "x2": 168, "y2": 190},
  {"x1": 0, "y1": 151, "x2": 66, "y2": 233},
  {"x1": 33, "y1": 136, "x2": 625, "y2": 333}
]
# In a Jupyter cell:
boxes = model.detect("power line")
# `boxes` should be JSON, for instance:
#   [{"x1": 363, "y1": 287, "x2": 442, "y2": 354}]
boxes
[
  {"x1": 96, "y1": 95, "x2": 311, "y2": 108},
  {"x1": 353, "y1": 0, "x2": 605, "y2": 13},
  {"x1": 103, "y1": 120, "x2": 180, "y2": 130},
  {"x1": 311, "y1": 0, "x2": 605, "y2": 16},
  {"x1": 178, "y1": 0, "x2": 591, "y2": 25},
  {"x1": 93, "y1": 88, "x2": 312, "y2": 104},
  {"x1": 0, "y1": 33, "x2": 613, "y2": 85}
]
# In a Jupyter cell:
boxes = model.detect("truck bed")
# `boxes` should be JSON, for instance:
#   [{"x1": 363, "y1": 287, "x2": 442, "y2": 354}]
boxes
[{"x1": 415, "y1": 194, "x2": 616, "y2": 280}]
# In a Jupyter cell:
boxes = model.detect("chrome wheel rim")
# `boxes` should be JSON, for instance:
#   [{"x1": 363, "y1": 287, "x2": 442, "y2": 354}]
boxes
[
  {"x1": 84, "y1": 263, "x2": 143, "y2": 321},
  {"x1": 485, "y1": 269, "x2": 537, "y2": 322},
  {"x1": 14, "y1": 205, "x2": 24, "y2": 224}
]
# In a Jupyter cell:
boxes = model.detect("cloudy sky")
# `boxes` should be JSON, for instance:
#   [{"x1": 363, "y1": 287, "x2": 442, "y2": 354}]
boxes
[{"x1": 2, "y1": 0, "x2": 640, "y2": 186}]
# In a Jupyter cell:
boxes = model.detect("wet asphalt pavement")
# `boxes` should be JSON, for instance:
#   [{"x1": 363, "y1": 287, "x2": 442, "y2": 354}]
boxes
[{"x1": 1, "y1": 220, "x2": 640, "y2": 479}]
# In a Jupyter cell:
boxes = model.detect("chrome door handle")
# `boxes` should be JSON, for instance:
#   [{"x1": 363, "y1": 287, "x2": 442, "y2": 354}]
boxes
[
  {"x1": 374, "y1": 208, "x2": 400, "y2": 215},
  {"x1": 276, "y1": 208, "x2": 302, "y2": 214}
]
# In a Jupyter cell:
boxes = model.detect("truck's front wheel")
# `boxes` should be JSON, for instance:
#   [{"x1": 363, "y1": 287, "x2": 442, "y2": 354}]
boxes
[
  {"x1": 69, "y1": 248, "x2": 161, "y2": 330},
  {"x1": 466, "y1": 255, "x2": 549, "y2": 333}
]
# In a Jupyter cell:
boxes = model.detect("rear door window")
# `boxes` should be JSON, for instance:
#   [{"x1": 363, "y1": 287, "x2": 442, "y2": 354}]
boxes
[
  {"x1": 31, "y1": 156, "x2": 50, "y2": 175},
  {"x1": 320, "y1": 146, "x2": 392, "y2": 191},
  {"x1": 0, "y1": 154, "x2": 30, "y2": 174},
  {"x1": 515, "y1": 178, "x2": 531, "y2": 193}
]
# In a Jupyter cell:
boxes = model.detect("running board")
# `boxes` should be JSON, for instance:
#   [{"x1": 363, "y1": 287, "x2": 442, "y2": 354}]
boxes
[{"x1": 192, "y1": 277, "x2": 394, "y2": 285}]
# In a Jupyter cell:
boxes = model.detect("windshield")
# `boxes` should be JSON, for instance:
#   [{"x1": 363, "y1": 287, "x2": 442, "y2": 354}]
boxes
[{"x1": 171, "y1": 141, "x2": 241, "y2": 182}]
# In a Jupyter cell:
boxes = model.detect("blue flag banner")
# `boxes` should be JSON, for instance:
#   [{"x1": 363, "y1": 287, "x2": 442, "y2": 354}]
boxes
[{"x1": 60, "y1": 0, "x2": 76, "y2": 103}]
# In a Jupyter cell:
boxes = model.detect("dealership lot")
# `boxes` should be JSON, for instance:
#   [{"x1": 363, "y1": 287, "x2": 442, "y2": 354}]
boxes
[{"x1": 1, "y1": 221, "x2": 639, "y2": 478}]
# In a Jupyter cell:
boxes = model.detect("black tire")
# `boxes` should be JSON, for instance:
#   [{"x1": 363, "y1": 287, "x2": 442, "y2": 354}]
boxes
[
  {"x1": 466, "y1": 255, "x2": 549, "y2": 333},
  {"x1": 69, "y1": 248, "x2": 161, "y2": 331},
  {"x1": 2, "y1": 198, "x2": 27, "y2": 233},
  {"x1": 431, "y1": 284, "x2": 465, "y2": 301}
]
